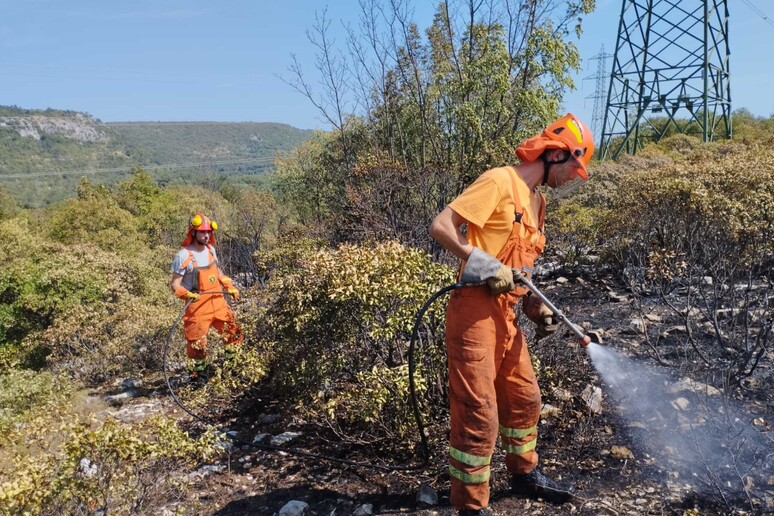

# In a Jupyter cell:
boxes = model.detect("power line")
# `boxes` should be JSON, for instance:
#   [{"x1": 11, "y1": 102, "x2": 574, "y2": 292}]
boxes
[
  {"x1": 740, "y1": 0, "x2": 774, "y2": 28},
  {"x1": 0, "y1": 157, "x2": 276, "y2": 180}
]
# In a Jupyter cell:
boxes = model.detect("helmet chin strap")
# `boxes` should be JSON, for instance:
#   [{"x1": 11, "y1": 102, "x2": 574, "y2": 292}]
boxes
[{"x1": 540, "y1": 151, "x2": 572, "y2": 186}]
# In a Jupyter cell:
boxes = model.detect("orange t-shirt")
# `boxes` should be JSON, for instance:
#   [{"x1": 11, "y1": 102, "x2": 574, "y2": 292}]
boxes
[{"x1": 449, "y1": 166, "x2": 545, "y2": 256}]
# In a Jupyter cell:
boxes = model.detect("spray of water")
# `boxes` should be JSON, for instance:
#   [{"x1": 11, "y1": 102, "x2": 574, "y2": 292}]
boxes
[{"x1": 585, "y1": 343, "x2": 772, "y2": 504}]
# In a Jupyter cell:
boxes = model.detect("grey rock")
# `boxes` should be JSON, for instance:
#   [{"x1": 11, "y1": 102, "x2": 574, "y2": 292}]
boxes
[
  {"x1": 79, "y1": 457, "x2": 98, "y2": 477},
  {"x1": 105, "y1": 390, "x2": 139, "y2": 406},
  {"x1": 121, "y1": 378, "x2": 142, "y2": 390},
  {"x1": 258, "y1": 413, "x2": 281, "y2": 424},
  {"x1": 271, "y1": 431, "x2": 302, "y2": 446},
  {"x1": 416, "y1": 484, "x2": 438, "y2": 506},
  {"x1": 581, "y1": 385, "x2": 603, "y2": 414},
  {"x1": 666, "y1": 377, "x2": 721, "y2": 396},
  {"x1": 671, "y1": 397, "x2": 690, "y2": 410},
  {"x1": 252, "y1": 433, "x2": 270, "y2": 443},
  {"x1": 352, "y1": 504, "x2": 374, "y2": 516},
  {"x1": 198, "y1": 464, "x2": 226, "y2": 475},
  {"x1": 278, "y1": 500, "x2": 309, "y2": 516}
]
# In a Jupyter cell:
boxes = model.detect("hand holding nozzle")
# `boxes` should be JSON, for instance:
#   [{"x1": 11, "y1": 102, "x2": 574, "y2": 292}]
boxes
[{"x1": 513, "y1": 269, "x2": 592, "y2": 347}]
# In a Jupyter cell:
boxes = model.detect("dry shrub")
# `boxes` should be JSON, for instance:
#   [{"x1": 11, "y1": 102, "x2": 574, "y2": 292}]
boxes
[
  {"x1": 604, "y1": 141, "x2": 774, "y2": 268},
  {"x1": 601, "y1": 140, "x2": 774, "y2": 388}
]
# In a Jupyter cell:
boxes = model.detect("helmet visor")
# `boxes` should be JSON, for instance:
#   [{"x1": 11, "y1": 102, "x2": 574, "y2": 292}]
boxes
[{"x1": 571, "y1": 154, "x2": 589, "y2": 181}]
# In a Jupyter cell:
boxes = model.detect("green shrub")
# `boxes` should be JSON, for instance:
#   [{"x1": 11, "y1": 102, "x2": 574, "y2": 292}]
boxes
[
  {"x1": 603, "y1": 142, "x2": 774, "y2": 272},
  {"x1": 546, "y1": 203, "x2": 606, "y2": 264},
  {"x1": 0, "y1": 415, "x2": 217, "y2": 514},
  {"x1": 250, "y1": 239, "x2": 454, "y2": 441},
  {"x1": 0, "y1": 216, "x2": 175, "y2": 380},
  {"x1": 0, "y1": 369, "x2": 71, "y2": 433}
]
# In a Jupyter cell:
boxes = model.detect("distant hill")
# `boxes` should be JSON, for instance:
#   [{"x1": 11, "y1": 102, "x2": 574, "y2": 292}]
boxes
[{"x1": 0, "y1": 105, "x2": 315, "y2": 207}]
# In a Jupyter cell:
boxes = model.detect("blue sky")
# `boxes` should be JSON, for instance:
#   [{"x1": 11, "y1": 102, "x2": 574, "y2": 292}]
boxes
[{"x1": 1, "y1": 0, "x2": 771, "y2": 130}]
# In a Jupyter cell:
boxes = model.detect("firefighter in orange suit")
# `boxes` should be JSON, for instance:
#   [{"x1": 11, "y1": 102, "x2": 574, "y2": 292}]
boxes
[
  {"x1": 170, "y1": 213, "x2": 243, "y2": 382},
  {"x1": 429, "y1": 114, "x2": 594, "y2": 515}
]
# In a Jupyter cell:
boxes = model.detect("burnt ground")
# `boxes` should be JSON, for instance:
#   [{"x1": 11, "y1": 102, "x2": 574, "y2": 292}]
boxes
[{"x1": 145, "y1": 266, "x2": 773, "y2": 516}]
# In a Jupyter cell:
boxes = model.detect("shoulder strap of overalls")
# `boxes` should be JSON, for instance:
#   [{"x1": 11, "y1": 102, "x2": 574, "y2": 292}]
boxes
[
  {"x1": 180, "y1": 249, "x2": 195, "y2": 270},
  {"x1": 506, "y1": 167, "x2": 526, "y2": 227},
  {"x1": 181, "y1": 246, "x2": 218, "y2": 271},
  {"x1": 507, "y1": 167, "x2": 546, "y2": 233}
]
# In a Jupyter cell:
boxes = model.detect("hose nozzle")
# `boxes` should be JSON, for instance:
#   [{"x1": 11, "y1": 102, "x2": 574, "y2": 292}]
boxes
[{"x1": 512, "y1": 267, "x2": 592, "y2": 348}]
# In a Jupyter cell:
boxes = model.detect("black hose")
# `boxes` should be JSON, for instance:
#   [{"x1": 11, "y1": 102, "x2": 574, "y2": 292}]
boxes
[
  {"x1": 163, "y1": 286, "x2": 467, "y2": 471},
  {"x1": 407, "y1": 282, "x2": 465, "y2": 466}
]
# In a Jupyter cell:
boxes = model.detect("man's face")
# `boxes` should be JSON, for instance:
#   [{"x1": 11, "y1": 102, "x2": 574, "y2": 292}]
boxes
[
  {"x1": 547, "y1": 151, "x2": 586, "y2": 189},
  {"x1": 194, "y1": 230, "x2": 212, "y2": 245}
]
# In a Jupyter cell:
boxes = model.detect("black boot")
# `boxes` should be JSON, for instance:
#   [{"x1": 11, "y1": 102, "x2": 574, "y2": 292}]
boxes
[
  {"x1": 459, "y1": 508, "x2": 493, "y2": 516},
  {"x1": 188, "y1": 360, "x2": 212, "y2": 388},
  {"x1": 511, "y1": 468, "x2": 575, "y2": 504}
]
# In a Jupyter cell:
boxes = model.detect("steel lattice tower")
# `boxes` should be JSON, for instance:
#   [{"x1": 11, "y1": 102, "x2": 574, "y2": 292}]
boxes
[
  {"x1": 600, "y1": 0, "x2": 731, "y2": 159},
  {"x1": 588, "y1": 45, "x2": 611, "y2": 144}
]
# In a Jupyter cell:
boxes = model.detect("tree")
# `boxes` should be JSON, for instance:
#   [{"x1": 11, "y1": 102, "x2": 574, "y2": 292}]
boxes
[{"x1": 284, "y1": 0, "x2": 594, "y2": 253}]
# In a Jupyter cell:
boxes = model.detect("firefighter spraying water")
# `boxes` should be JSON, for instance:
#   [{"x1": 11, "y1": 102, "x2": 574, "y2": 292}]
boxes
[{"x1": 429, "y1": 113, "x2": 595, "y2": 514}]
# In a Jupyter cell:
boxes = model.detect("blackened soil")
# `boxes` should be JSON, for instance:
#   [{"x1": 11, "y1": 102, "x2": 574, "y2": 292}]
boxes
[{"x1": 162, "y1": 266, "x2": 772, "y2": 515}]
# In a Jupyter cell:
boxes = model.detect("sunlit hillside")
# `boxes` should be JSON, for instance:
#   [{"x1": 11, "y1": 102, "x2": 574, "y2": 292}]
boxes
[{"x1": 0, "y1": 105, "x2": 314, "y2": 207}]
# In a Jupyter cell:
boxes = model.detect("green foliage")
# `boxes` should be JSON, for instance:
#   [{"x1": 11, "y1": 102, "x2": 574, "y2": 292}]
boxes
[
  {"x1": 0, "y1": 369, "x2": 71, "y2": 433},
  {"x1": 44, "y1": 178, "x2": 142, "y2": 252},
  {"x1": 730, "y1": 109, "x2": 774, "y2": 146},
  {"x1": 0, "y1": 415, "x2": 217, "y2": 514},
  {"x1": 250, "y1": 239, "x2": 454, "y2": 439},
  {"x1": 0, "y1": 105, "x2": 83, "y2": 117},
  {"x1": 282, "y1": 0, "x2": 594, "y2": 250},
  {"x1": 547, "y1": 203, "x2": 606, "y2": 264},
  {"x1": 106, "y1": 121, "x2": 312, "y2": 170},
  {"x1": 315, "y1": 364, "x2": 426, "y2": 436},
  {"x1": 0, "y1": 187, "x2": 17, "y2": 219},
  {"x1": 0, "y1": 214, "x2": 174, "y2": 379},
  {"x1": 274, "y1": 134, "x2": 340, "y2": 229}
]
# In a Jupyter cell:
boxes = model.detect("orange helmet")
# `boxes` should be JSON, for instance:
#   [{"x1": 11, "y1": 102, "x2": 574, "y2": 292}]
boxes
[
  {"x1": 181, "y1": 212, "x2": 218, "y2": 246},
  {"x1": 516, "y1": 113, "x2": 594, "y2": 180}
]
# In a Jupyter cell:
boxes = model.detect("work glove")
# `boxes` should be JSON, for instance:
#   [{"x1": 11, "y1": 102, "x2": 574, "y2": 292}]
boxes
[
  {"x1": 461, "y1": 247, "x2": 515, "y2": 295},
  {"x1": 523, "y1": 293, "x2": 559, "y2": 340},
  {"x1": 221, "y1": 277, "x2": 240, "y2": 301},
  {"x1": 174, "y1": 286, "x2": 200, "y2": 302}
]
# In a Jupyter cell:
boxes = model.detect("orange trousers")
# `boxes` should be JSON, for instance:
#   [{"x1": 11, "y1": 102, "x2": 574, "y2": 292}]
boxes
[
  {"x1": 446, "y1": 286, "x2": 540, "y2": 511},
  {"x1": 183, "y1": 296, "x2": 243, "y2": 360}
]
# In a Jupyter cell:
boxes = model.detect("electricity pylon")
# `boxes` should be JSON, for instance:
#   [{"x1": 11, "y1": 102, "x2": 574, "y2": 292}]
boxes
[
  {"x1": 585, "y1": 45, "x2": 611, "y2": 146},
  {"x1": 600, "y1": 0, "x2": 732, "y2": 159}
]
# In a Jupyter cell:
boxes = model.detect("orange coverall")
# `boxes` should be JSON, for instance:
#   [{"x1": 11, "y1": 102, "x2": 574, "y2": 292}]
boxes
[
  {"x1": 180, "y1": 247, "x2": 243, "y2": 360},
  {"x1": 445, "y1": 166, "x2": 546, "y2": 510}
]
